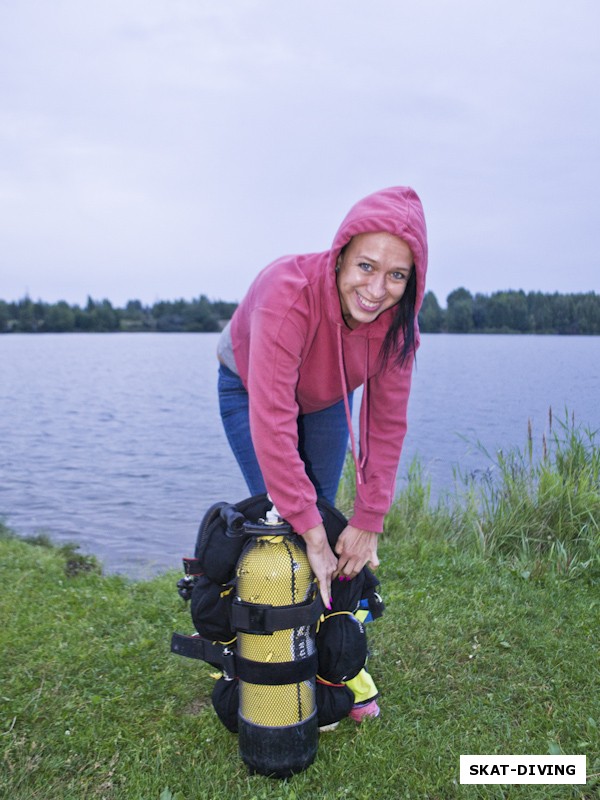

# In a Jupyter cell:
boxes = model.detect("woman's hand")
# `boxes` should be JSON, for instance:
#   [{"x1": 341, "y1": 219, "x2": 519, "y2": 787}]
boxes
[
  {"x1": 334, "y1": 525, "x2": 379, "y2": 579},
  {"x1": 302, "y1": 523, "x2": 338, "y2": 609}
]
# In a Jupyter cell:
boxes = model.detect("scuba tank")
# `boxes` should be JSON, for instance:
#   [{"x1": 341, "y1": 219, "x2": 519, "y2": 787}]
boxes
[
  {"x1": 234, "y1": 506, "x2": 318, "y2": 777},
  {"x1": 171, "y1": 493, "x2": 383, "y2": 777}
]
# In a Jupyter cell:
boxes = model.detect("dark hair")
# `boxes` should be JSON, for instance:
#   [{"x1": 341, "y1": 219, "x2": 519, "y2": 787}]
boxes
[{"x1": 378, "y1": 268, "x2": 417, "y2": 371}]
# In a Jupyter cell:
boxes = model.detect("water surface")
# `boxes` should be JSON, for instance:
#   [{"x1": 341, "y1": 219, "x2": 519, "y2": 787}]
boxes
[{"x1": 1, "y1": 333, "x2": 598, "y2": 577}]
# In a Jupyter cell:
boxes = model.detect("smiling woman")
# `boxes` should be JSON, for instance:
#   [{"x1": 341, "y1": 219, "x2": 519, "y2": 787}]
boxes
[
  {"x1": 336, "y1": 231, "x2": 414, "y2": 330},
  {"x1": 212, "y1": 186, "x2": 428, "y2": 726},
  {"x1": 215, "y1": 187, "x2": 428, "y2": 606},
  {"x1": 335, "y1": 231, "x2": 418, "y2": 372}
]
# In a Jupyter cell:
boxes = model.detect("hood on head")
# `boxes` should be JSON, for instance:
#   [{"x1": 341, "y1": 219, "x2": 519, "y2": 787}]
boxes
[{"x1": 329, "y1": 186, "x2": 428, "y2": 315}]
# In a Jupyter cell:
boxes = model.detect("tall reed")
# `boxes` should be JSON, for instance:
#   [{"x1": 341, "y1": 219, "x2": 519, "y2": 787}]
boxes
[
  {"x1": 338, "y1": 410, "x2": 599, "y2": 576},
  {"x1": 450, "y1": 409, "x2": 600, "y2": 576}
]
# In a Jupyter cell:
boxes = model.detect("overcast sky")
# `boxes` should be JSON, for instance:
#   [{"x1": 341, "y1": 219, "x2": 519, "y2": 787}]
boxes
[{"x1": 1, "y1": 0, "x2": 598, "y2": 308}]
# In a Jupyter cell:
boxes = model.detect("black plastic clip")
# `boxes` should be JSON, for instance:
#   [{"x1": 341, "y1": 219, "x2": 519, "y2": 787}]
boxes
[
  {"x1": 221, "y1": 648, "x2": 236, "y2": 681},
  {"x1": 176, "y1": 575, "x2": 196, "y2": 602}
]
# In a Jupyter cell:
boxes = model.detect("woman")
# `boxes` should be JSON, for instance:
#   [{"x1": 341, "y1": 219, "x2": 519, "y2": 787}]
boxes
[{"x1": 217, "y1": 186, "x2": 428, "y2": 611}]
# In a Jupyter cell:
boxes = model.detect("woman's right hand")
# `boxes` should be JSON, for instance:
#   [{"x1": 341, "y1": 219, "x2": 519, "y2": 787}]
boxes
[{"x1": 302, "y1": 523, "x2": 337, "y2": 610}]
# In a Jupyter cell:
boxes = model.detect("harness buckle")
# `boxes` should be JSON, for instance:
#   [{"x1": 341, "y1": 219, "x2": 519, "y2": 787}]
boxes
[
  {"x1": 221, "y1": 648, "x2": 236, "y2": 681},
  {"x1": 176, "y1": 575, "x2": 196, "y2": 602}
]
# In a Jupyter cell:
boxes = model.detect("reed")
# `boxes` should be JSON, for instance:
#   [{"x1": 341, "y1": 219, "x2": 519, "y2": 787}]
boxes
[
  {"x1": 338, "y1": 410, "x2": 600, "y2": 579},
  {"x1": 445, "y1": 410, "x2": 600, "y2": 578}
]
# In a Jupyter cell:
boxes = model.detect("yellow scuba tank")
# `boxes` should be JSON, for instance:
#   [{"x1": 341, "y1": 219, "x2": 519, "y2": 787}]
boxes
[{"x1": 234, "y1": 505, "x2": 319, "y2": 777}]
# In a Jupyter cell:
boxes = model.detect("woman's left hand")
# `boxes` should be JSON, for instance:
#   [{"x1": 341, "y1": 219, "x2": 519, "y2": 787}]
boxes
[{"x1": 334, "y1": 525, "x2": 380, "y2": 580}]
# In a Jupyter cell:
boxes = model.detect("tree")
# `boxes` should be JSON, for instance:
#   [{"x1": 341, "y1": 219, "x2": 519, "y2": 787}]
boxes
[
  {"x1": 93, "y1": 299, "x2": 120, "y2": 331},
  {"x1": 45, "y1": 301, "x2": 76, "y2": 332},
  {"x1": 76, "y1": 297, "x2": 120, "y2": 331},
  {"x1": 211, "y1": 300, "x2": 238, "y2": 321},
  {"x1": 552, "y1": 294, "x2": 576, "y2": 334},
  {"x1": 527, "y1": 292, "x2": 553, "y2": 333},
  {"x1": 16, "y1": 296, "x2": 37, "y2": 332},
  {"x1": 183, "y1": 295, "x2": 220, "y2": 332},
  {"x1": 0, "y1": 301, "x2": 10, "y2": 332},
  {"x1": 121, "y1": 299, "x2": 154, "y2": 331},
  {"x1": 575, "y1": 293, "x2": 600, "y2": 334},
  {"x1": 418, "y1": 291, "x2": 444, "y2": 332},
  {"x1": 486, "y1": 291, "x2": 529, "y2": 332},
  {"x1": 446, "y1": 288, "x2": 474, "y2": 333},
  {"x1": 472, "y1": 293, "x2": 489, "y2": 330},
  {"x1": 152, "y1": 299, "x2": 186, "y2": 331}
]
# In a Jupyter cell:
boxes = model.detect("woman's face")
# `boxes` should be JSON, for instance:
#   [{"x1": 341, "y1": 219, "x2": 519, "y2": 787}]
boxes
[{"x1": 336, "y1": 232, "x2": 414, "y2": 329}]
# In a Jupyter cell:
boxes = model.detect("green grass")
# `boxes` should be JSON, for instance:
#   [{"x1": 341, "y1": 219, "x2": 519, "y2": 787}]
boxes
[
  {"x1": 1, "y1": 417, "x2": 599, "y2": 799},
  {"x1": 384, "y1": 411, "x2": 600, "y2": 582}
]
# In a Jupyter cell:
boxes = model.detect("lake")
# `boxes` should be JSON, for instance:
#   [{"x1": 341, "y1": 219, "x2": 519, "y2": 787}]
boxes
[{"x1": 1, "y1": 333, "x2": 599, "y2": 578}]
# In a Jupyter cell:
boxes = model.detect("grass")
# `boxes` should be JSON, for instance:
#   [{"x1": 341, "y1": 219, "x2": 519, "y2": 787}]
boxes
[
  {"x1": 385, "y1": 410, "x2": 600, "y2": 581},
  {"x1": 1, "y1": 414, "x2": 599, "y2": 799}
]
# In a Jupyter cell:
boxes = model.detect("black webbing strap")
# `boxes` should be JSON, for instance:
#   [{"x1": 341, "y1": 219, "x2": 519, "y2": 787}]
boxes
[
  {"x1": 231, "y1": 596, "x2": 324, "y2": 635},
  {"x1": 235, "y1": 651, "x2": 318, "y2": 685},
  {"x1": 170, "y1": 633, "x2": 235, "y2": 678},
  {"x1": 367, "y1": 591, "x2": 385, "y2": 620},
  {"x1": 170, "y1": 633, "x2": 317, "y2": 684},
  {"x1": 182, "y1": 557, "x2": 203, "y2": 576}
]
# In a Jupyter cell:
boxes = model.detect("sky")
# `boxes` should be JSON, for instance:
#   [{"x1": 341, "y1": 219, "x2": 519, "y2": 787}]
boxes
[{"x1": 1, "y1": 0, "x2": 599, "y2": 309}]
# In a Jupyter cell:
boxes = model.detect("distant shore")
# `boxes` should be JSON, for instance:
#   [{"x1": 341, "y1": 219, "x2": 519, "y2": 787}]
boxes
[{"x1": 2, "y1": 288, "x2": 599, "y2": 335}]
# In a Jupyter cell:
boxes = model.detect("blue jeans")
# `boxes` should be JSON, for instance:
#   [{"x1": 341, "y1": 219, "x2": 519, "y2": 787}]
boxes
[{"x1": 218, "y1": 364, "x2": 352, "y2": 505}]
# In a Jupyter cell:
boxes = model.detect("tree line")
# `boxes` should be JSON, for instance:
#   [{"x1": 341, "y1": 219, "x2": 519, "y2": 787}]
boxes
[
  {"x1": 1, "y1": 289, "x2": 599, "y2": 335},
  {"x1": 0, "y1": 296, "x2": 237, "y2": 333},
  {"x1": 419, "y1": 288, "x2": 600, "y2": 335}
]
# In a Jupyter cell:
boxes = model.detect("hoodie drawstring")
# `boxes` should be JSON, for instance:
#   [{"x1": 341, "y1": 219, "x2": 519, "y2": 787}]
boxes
[
  {"x1": 359, "y1": 340, "x2": 369, "y2": 473},
  {"x1": 336, "y1": 325, "x2": 370, "y2": 486}
]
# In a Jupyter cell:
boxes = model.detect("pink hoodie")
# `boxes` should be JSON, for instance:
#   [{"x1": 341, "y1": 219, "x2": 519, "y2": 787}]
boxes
[{"x1": 229, "y1": 187, "x2": 428, "y2": 534}]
